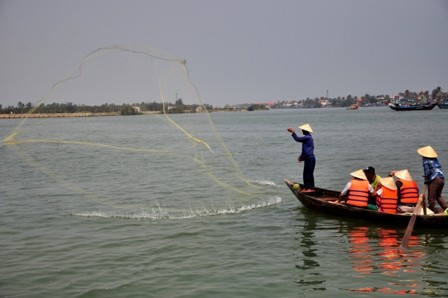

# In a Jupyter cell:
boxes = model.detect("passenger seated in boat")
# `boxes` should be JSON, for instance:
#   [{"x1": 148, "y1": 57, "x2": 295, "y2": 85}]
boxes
[
  {"x1": 338, "y1": 169, "x2": 374, "y2": 209},
  {"x1": 376, "y1": 177, "x2": 399, "y2": 214},
  {"x1": 391, "y1": 169, "x2": 419, "y2": 212},
  {"x1": 363, "y1": 166, "x2": 381, "y2": 209},
  {"x1": 364, "y1": 166, "x2": 381, "y2": 190}
]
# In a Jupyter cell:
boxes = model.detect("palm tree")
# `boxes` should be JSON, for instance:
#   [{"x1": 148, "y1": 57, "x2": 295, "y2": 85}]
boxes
[{"x1": 432, "y1": 86, "x2": 442, "y2": 101}]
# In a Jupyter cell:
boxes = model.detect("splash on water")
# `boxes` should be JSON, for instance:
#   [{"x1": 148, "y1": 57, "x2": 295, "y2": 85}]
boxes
[
  {"x1": 249, "y1": 179, "x2": 281, "y2": 187},
  {"x1": 72, "y1": 197, "x2": 283, "y2": 220}
]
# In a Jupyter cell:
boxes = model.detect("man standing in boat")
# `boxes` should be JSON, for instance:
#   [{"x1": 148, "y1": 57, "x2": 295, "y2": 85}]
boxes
[
  {"x1": 287, "y1": 123, "x2": 315, "y2": 192},
  {"x1": 418, "y1": 146, "x2": 447, "y2": 213}
]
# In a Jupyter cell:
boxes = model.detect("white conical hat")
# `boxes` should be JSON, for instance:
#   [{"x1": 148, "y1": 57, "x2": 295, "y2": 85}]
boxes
[
  {"x1": 380, "y1": 177, "x2": 397, "y2": 190},
  {"x1": 350, "y1": 169, "x2": 367, "y2": 180},
  {"x1": 394, "y1": 169, "x2": 413, "y2": 181},
  {"x1": 298, "y1": 123, "x2": 313, "y2": 133},
  {"x1": 417, "y1": 146, "x2": 438, "y2": 158}
]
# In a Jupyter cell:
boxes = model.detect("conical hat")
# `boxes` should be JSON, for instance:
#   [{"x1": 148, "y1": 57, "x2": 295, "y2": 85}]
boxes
[
  {"x1": 350, "y1": 169, "x2": 367, "y2": 180},
  {"x1": 380, "y1": 177, "x2": 397, "y2": 190},
  {"x1": 417, "y1": 146, "x2": 438, "y2": 158},
  {"x1": 394, "y1": 169, "x2": 413, "y2": 181},
  {"x1": 298, "y1": 123, "x2": 313, "y2": 133}
]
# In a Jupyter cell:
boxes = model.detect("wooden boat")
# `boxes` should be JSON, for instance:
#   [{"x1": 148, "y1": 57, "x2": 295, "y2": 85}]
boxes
[
  {"x1": 388, "y1": 101, "x2": 437, "y2": 111},
  {"x1": 284, "y1": 179, "x2": 448, "y2": 229},
  {"x1": 437, "y1": 100, "x2": 448, "y2": 109}
]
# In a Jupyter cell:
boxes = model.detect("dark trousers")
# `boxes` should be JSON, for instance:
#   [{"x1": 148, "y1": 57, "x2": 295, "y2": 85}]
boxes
[
  {"x1": 303, "y1": 156, "x2": 316, "y2": 189},
  {"x1": 427, "y1": 177, "x2": 447, "y2": 213}
]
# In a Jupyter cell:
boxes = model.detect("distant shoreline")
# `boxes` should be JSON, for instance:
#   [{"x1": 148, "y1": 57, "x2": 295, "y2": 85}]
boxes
[{"x1": 0, "y1": 111, "x2": 160, "y2": 119}]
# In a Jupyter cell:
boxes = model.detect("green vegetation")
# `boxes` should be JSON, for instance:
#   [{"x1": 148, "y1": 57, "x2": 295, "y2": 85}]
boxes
[
  {"x1": 271, "y1": 86, "x2": 446, "y2": 109},
  {"x1": 0, "y1": 98, "x2": 213, "y2": 115},
  {"x1": 1, "y1": 86, "x2": 445, "y2": 114},
  {"x1": 247, "y1": 104, "x2": 269, "y2": 111}
]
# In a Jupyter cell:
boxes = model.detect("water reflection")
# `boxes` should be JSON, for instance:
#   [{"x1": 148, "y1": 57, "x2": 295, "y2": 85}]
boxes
[
  {"x1": 292, "y1": 209, "x2": 436, "y2": 296},
  {"x1": 346, "y1": 226, "x2": 422, "y2": 294},
  {"x1": 293, "y1": 208, "x2": 325, "y2": 293}
]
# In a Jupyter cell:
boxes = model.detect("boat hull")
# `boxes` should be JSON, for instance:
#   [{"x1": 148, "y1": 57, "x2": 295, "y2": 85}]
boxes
[
  {"x1": 284, "y1": 180, "x2": 448, "y2": 229},
  {"x1": 388, "y1": 102, "x2": 437, "y2": 111}
]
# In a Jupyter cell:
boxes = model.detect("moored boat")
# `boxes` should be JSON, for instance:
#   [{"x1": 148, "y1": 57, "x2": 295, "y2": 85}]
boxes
[
  {"x1": 284, "y1": 179, "x2": 448, "y2": 229},
  {"x1": 388, "y1": 101, "x2": 437, "y2": 111},
  {"x1": 437, "y1": 100, "x2": 448, "y2": 109}
]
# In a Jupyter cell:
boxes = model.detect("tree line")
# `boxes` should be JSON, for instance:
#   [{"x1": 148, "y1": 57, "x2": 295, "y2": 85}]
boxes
[
  {"x1": 0, "y1": 98, "x2": 213, "y2": 115},
  {"x1": 270, "y1": 86, "x2": 446, "y2": 109},
  {"x1": 1, "y1": 86, "x2": 445, "y2": 114}
]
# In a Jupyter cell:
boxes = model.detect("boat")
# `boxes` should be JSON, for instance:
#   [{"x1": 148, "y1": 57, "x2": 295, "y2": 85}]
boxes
[
  {"x1": 284, "y1": 179, "x2": 448, "y2": 229},
  {"x1": 388, "y1": 101, "x2": 437, "y2": 111},
  {"x1": 346, "y1": 103, "x2": 359, "y2": 110},
  {"x1": 346, "y1": 97, "x2": 361, "y2": 110},
  {"x1": 437, "y1": 100, "x2": 448, "y2": 109}
]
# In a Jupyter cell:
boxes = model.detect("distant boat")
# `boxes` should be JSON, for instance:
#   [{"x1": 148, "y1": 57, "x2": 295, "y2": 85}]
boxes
[
  {"x1": 388, "y1": 100, "x2": 437, "y2": 111},
  {"x1": 346, "y1": 103, "x2": 359, "y2": 110},
  {"x1": 437, "y1": 100, "x2": 448, "y2": 109},
  {"x1": 347, "y1": 97, "x2": 362, "y2": 110}
]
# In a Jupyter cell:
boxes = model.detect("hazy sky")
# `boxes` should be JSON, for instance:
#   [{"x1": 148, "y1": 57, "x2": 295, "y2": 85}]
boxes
[{"x1": 1, "y1": 0, "x2": 447, "y2": 107}]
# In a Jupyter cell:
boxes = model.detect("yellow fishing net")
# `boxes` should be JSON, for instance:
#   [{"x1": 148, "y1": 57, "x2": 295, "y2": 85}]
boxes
[{"x1": 2, "y1": 44, "x2": 280, "y2": 219}]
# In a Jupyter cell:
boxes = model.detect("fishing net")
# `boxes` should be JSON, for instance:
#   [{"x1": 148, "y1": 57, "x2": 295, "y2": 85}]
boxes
[{"x1": 2, "y1": 44, "x2": 280, "y2": 219}]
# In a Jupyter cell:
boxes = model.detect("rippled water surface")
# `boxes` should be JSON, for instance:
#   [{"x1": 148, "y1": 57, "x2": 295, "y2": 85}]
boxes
[{"x1": 1, "y1": 107, "x2": 448, "y2": 297}]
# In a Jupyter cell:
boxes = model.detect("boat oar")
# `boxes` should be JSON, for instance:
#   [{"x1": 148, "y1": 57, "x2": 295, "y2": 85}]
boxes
[{"x1": 400, "y1": 185, "x2": 427, "y2": 249}]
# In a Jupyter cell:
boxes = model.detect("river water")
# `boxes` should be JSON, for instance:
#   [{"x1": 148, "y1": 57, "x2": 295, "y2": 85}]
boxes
[{"x1": 1, "y1": 107, "x2": 448, "y2": 297}]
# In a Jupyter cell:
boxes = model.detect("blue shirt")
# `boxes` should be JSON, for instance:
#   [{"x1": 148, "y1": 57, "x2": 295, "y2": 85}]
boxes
[
  {"x1": 422, "y1": 157, "x2": 445, "y2": 183},
  {"x1": 291, "y1": 132, "x2": 314, "y2": 161}
]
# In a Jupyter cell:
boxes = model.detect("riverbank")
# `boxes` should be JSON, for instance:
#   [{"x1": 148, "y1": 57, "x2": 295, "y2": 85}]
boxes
[{"x1": 0, "y1": 111, "x2": 161, "y2": 119}]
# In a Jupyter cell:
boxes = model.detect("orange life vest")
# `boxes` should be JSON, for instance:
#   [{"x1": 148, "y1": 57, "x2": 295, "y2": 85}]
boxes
[
  {"x1": 378, "y1": 187, "x2": 398, "y2": 214},
  {"x1": 398, "y1": 179, "x2": 419, "y2": 205},
  {"x1": 347, "y1": 179, "x2": 370, "y2": 208}
]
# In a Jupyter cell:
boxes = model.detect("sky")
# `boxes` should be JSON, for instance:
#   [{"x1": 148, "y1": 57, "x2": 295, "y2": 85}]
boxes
[{"x1": 1, "y1": 0, "x2": 448, "y2": 107}]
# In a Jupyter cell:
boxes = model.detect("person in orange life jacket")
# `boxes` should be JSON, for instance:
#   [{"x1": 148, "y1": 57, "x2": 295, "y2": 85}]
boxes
[
  {"x1": 287, "y1": 123, "x2": 315, "y2": 192},
  {"x1": 338, "y1": 169, "x2": 374, "y2": 208},
  {"x1": 363, "y1": 166, "x2": 381, "y2": 207},
  {"x1": 418, "y1": 145, "x2": 447, "y2": 213},
  {"x1": 391, "y1": 169, "x2": 419, "y2": 208},
  {"x1": 376, "y1": 177, "x2": 399, "y2": 214}
]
